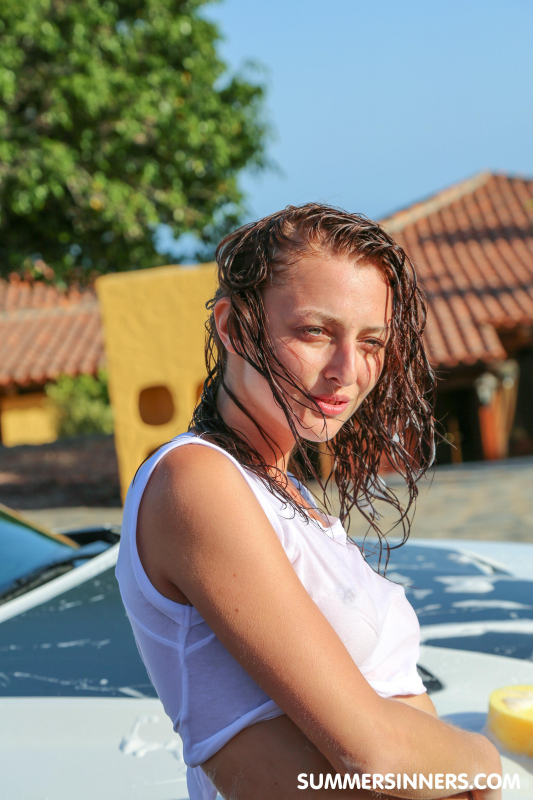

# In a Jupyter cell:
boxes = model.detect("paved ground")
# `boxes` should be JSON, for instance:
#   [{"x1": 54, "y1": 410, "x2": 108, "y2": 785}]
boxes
[
  {"x1": 411, "y1": 456, "x2": 533, "y2": 542},
  {"x1": 21, "y1": 455, "x2": 533, "y2": 543},
  {"x1": 23, "y1": 505, "x2": 124, "y2": 532},
  {"x1": 0, "y1": 434, "x2": 121, "y2": 509},
  {"x1": 314, "y1": 455, "x2": 533, "y2": 544}
]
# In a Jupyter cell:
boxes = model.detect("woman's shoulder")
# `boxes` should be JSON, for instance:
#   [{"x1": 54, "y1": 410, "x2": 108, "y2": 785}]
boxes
[
  {"x1": 146, "y1": 434, "x2": 251, "y2": 496},
  {"x1": 138, "y1": 433, "x2": 290, "y2": 558},
  {"x1": 134, "y1": 434, "x2": 290, "y2": 606},
  {"x1": 142, "y1": 432, "x2": 287, "y2": 520}
]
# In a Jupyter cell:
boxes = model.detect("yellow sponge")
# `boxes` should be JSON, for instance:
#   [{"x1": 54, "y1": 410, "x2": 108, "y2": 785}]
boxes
[{"x1": 488, "y1": 685, "x2": 533, "y2": 756}]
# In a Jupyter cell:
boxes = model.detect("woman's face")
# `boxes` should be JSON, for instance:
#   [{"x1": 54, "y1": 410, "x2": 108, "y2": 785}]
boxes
[{"x1": 216, "y1": 252, "x2": 392, "y2": 449}]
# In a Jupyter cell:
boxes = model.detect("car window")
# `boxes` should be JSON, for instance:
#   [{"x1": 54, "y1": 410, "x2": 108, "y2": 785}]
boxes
[
  {"x1": 0, "y1": 566, "x2": 154, "y2": 698},
  {"x1": 0, "y1": 508, "x2": 76, "y2": 595}
]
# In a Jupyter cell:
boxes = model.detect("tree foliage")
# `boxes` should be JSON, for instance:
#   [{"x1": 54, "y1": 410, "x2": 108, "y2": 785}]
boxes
[
  {"x1": 45, "y1": 370, "x2": 114, "y2": 437},
  {"x1": 0, "y1": 0, "x2": 267, "y2": 283}
]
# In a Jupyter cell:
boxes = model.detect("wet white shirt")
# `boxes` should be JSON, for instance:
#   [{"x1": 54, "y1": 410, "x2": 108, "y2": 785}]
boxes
[{"x1": 116, "y1": 432, "x2": 425, "y2": 800}]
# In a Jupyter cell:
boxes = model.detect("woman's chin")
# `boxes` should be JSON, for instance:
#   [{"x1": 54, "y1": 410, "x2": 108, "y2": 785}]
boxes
[{"x1": 295, "y1": 416, "x2": 344, "y2": 443}]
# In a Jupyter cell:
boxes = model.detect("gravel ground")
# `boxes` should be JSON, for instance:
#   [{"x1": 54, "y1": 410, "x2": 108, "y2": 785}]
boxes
[
  {"x1": 310, "y1": 455, "x2": 533, "y2": 543},
  {"x1": 0, "y1": 434, "x2": 121, "y2": 510},
  {"x1": 20, "y1": 455, "x2": 533, "y2": 542}
]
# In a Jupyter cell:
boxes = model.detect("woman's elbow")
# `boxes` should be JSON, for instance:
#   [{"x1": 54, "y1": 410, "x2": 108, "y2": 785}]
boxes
[{"x1": 329, "y1": 729, "x2": 399, "y2": 780}]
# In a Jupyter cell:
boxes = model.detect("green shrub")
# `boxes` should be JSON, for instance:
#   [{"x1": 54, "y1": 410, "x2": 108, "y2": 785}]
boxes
[{"x1": 45, "y1": 370, "x2": 113, "y2": 438}]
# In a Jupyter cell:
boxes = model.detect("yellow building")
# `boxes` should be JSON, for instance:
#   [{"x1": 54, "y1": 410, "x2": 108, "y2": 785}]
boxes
[
  {"x1": 0, "y1": 276, "x2": 103, "y2": 448},
  {"x1": 96, "y1": 263, "x2": 217, "y2": 496},
  {"x1": 0, "y1": 393, "x2": 57, "y2": 447}
]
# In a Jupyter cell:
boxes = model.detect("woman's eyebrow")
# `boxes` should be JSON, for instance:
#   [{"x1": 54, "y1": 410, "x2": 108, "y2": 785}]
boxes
[
  {"x1": 293, "y1": 310, "x2": 345, "y2": 327},
  {"x1": 295, "y1": 311, "x2": 389, "y2": 336},
  {"x1": 359, "y1": 325, "x2": 389, "y2": 336}
]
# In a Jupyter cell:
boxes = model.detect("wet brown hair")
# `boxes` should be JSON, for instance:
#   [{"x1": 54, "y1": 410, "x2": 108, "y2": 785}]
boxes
[{"x1": 190, "y1": 202, "x2": 436, "y2": 570}]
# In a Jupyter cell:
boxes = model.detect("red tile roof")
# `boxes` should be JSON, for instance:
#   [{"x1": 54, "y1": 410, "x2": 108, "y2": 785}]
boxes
[
  {"x1": 1, "y1": 172, "x2": 532, "y2": 388},
  {"x1": 0, "y1": 277, "x2": 104, "y2": 388},
  {"x1": 381, "y1": 172, "x2": 533, "y2": 367}
]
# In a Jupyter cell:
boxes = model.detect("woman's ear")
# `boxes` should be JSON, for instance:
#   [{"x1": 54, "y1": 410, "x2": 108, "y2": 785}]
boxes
[{"x1": 213, "y1": 297, "x2": 238, "y2": 355}]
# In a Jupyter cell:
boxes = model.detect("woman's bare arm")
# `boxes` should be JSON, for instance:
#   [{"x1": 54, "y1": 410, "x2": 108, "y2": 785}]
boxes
[
  {"x1": 202, "y1": 711, "x2": 474, "y2": 800},
  {"x1": 393, "y1": 692, "x2": 438, "y2": 717},
  {"x1": 137, "y1": 445, "x2": 501, "y2": 800}
]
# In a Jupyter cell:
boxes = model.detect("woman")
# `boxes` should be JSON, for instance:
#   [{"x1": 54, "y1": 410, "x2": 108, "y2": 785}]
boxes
[{"x1": 116, "y1": 204, "x2": 502, "y2": 800}]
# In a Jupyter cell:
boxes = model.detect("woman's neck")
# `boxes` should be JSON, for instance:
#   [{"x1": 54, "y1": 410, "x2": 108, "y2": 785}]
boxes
[{"x1": 215, "y1": 386, "x2": 295, "y2": 476}]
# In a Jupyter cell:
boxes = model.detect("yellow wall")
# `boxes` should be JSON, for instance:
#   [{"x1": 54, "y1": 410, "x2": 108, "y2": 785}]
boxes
[
  {"x1": 0, "y1": 393, "x2": 57, "y2": 447},
  {"x1": 96, "y1": 263, "x2": 218, "y2": 496}
]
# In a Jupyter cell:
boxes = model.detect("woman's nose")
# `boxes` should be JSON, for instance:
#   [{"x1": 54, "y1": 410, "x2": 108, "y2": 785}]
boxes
[{"x1": 323, "y1": 341, "x2": 361, "y2": 388}]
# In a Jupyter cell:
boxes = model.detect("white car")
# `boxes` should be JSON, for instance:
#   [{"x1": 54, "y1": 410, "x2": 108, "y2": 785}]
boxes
[{"x1": 1, "y1": 504, "x2": 532, "y2": 799}]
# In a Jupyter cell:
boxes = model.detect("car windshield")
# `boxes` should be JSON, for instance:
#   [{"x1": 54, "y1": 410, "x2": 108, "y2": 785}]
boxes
[{"x1": 0, "y1": 507, "x2": 77, "y2": 597}]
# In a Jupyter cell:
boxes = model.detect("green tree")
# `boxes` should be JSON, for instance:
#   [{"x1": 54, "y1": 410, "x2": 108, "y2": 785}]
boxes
[
  {"x1": 45, "y1": 370, "x2": 114, "y2": 437},
  {"x1": 0, "y1": 0, "x2": 267, "y2": 283}
]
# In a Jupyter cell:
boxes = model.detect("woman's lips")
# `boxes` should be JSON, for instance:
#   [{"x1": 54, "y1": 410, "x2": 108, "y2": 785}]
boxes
[{"x1": 310, "y1": 394, "x2": 351, "y2": 417}]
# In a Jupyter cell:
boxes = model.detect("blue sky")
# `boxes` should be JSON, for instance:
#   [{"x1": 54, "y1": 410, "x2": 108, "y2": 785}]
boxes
[{"x1": 159, "y1": 0, "x2": 533, "y2": 255}]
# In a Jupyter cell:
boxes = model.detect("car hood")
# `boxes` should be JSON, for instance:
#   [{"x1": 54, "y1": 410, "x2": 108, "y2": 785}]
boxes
[
  {"x1": 360, "y1": 539, "x2": 533, "y2": 662},
  {"x1": 1, "y1": 539, "x2": 533, "y2": 695},
  {"x1": 0, "y1": 544, "x2": 154, "y2": 699},
  {"x1": 0, "y1": 646, "x2": 531, "y2": 800},
  {"x1": 1, "y1": 538, "x2": 532, "y2": 798}
]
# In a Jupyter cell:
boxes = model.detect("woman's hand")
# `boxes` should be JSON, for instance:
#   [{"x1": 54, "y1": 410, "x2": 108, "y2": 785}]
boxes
[{"x1": 393, "y1": 696, "x2": 502, "y2": 800}]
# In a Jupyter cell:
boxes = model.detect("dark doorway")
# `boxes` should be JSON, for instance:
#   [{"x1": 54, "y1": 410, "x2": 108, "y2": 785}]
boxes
[
  {"x1": 434, "y1": 387, "x2": 484, "y2": 465},
  {"x1": 510, "y1": 347, "x2": 533, "y2": 456}
]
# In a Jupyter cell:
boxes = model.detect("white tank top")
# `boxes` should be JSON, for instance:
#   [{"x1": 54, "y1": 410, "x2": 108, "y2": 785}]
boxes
[{"x1": 116, "y1": 432, "x2": 425, "y2": 800}]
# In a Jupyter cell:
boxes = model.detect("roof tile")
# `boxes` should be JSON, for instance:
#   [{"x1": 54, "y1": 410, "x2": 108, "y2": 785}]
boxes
[
  {"x1": 2, "y1": 172, "x2": 532, "y2": 386},
  {"x1": 383, "y1": 172, "x2": 533, "y2": 366},
  {"x1": 0, "y1": 280, "x2": 104, "y2": 388}
]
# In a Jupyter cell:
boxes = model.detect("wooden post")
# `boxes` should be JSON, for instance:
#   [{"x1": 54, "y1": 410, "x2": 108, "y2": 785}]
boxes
[
  {"x1": 477, "y1": 368, "x2": 519, "y2": 461},
  {"x1": 478, "y1": 391, "x2": 503, "y2": 460}
]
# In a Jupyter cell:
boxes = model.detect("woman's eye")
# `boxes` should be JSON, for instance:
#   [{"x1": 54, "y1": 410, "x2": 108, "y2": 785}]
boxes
[
  {"x1": 301, "y1": 327, "x2": 324, "y2": 337},
  {"x1": 362, "y1": 339, "x2": 385, "y2": 351}
]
